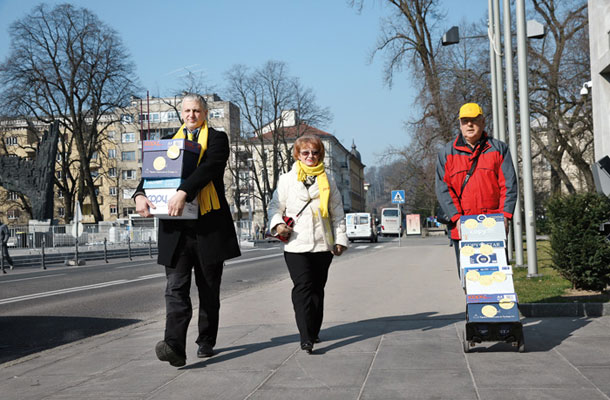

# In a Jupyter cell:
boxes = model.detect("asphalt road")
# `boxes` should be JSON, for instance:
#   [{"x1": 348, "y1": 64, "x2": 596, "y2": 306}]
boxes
[{"x1": 0, "y1": 236, "x2": 434, "y2": 364}]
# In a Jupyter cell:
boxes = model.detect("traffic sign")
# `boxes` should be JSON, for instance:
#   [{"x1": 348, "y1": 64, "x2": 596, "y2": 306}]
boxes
[{"x1": 391, "y1": 190, "x2": 405, "y2": 204}]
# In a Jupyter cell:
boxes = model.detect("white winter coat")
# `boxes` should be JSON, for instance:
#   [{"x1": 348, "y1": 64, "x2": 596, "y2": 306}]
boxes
[{"x1": 268, "y1": 166, "x2": 348, "y2": 253}]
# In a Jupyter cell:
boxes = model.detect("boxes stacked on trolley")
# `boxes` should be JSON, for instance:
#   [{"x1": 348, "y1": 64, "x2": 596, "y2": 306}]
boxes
[
  {"x1": 141, "y1": 139, "x2": 201, "y2": 219},
  {"x1": 459, "y1": 213, "x2": 525, "y2": 352}
]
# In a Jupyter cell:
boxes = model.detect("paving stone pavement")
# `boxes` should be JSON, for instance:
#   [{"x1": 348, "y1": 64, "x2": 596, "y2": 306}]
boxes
[{"x1": 2, "y1": 237, "x2": 609, "y2": 400}]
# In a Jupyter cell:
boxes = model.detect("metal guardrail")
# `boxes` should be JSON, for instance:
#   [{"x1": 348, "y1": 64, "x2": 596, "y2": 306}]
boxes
[{"x1": 3, "y1": 238, "x2": 158, "y2": 270}]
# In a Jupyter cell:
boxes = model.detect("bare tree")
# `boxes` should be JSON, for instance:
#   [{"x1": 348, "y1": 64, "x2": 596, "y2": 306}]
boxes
[
  {"x1": 0, "y1": 3, "x2": 139, "y2": 222},
  {"x1": 528, "y1": 0, "x2": 594, "y2": 195},
  {"x1": 225, "y1": 60, "x2": 331, "y2": 226}
]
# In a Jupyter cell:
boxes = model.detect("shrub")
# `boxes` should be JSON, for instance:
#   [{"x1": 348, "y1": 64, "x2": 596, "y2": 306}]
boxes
[{"x1": 546, "y1": 192, "x2": 610, "y2": 292}]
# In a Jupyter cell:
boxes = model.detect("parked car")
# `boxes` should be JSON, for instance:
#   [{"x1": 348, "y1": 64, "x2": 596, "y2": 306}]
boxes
[{"x1": 345, "y1": 213, "x2": 378, "y2": 243}]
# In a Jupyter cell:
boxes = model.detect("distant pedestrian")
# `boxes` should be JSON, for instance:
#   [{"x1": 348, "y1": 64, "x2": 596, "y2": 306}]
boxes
[
  {"x1": 435, "y1": 103, "x2": 517, "y2": 277},
  {"x1": 134, "y1": 94, "x2": 241, "y2": 367},
  {"x1": 267, "y1": 134, "x2": 348, "y2": 354},
  {"x1": 0, "y1": 219, "x2": 14, "y2": 271},
  {"x1": 254, "y1": 224, "x2": 260, "y2": 240}
]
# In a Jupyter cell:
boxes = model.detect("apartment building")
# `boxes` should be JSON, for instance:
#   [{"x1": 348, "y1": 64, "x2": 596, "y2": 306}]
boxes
[{"x1": 0, "y1": 94, "x2": 240, "y2": 225}]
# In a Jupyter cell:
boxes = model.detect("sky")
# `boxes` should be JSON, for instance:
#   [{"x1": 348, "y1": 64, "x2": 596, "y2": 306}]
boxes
[{"x1": 0, "y1": 0, "x2": 485, "y2": 167}]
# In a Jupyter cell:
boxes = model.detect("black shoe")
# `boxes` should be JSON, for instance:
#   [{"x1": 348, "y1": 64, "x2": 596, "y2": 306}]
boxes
[
  {"x1": 197, "y1": 343, "x2": 214, "y2": 358},
  {"x1": 314, "y1": 337, "x2": 321, "y2": 343},
  {"x1": 301, "y1": 341, "x2": 313, "y2": 354},
  {"x1": 155, "y1": 340, "x2": 186, "y2": 367}
]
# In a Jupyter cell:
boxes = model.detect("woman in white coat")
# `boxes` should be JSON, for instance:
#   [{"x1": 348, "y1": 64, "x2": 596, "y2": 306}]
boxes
[{"x1": 268, "y1": 134, "x2": 348, "y2": 354}]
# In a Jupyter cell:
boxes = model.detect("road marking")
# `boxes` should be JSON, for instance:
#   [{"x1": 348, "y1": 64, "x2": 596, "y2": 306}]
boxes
[
  {"x1": 0, "y1": 274, "x2": 166, "y2": 305},
  {"x1": 355, "y1": 245, "x2": 369, "y2": 249},
  {"x1": 226, "y1": 253, "x2": 283, "y2": 265},
  {"x1": 114, "y1": 261, "x2": 159, "y2": 269},
  {"x1": 0, "y1": 273, "x2": 66, "y2": 284},
  {"x1": 375, "y1": 245, "x2": 383, "y2": 249}
]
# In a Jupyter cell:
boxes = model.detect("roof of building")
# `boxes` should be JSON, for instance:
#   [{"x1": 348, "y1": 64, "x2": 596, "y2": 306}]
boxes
[{"x1": 258, "y1": 123, "x2": 333, "y2": 140}]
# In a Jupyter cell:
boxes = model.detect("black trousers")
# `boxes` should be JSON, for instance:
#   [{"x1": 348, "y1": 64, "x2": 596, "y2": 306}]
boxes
[
  {"x1": 284, "y1": 251, "x2": 333, "y2": 345},
  {"x1": 1, "y1": 244, "x2": 13, "y2": 267},
  {"x1": 452, "y1": 239, "x2": 461, "y2": 278},
  {"x1": 164, "y1": 230, "x2": 223, "y2": 358}
]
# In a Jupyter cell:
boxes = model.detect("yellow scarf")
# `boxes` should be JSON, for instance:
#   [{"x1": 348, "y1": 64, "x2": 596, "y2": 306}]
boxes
[
  {"x1": 173, "y1": 121, "x2": 220, "y2": 215},
  {"x1": 296, "y1": 160, "x2": 330, "y2": 218}
]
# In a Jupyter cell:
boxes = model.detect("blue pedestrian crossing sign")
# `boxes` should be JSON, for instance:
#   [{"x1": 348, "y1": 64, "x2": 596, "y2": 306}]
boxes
[{"x1": 391, "y1": 190, "x2": 405, "y2": 204}]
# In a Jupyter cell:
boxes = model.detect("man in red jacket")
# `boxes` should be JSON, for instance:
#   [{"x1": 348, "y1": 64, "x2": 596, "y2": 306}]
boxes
[{"x1": 435, "y1": 103, "x2": 517, "y2": 276}]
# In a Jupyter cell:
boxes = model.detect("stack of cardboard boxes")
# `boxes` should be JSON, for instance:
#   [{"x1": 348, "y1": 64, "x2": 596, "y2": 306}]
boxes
[
  {"x1": 459, "y1": 213, "x2": 524, "y2": 351},
  {"x1": 141, "y1": 139, "x2": 200, "y2": 219}
]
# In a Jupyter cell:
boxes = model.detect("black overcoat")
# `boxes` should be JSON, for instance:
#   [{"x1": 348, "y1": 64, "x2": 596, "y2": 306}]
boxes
[{"x1": 136, "y1": 127, "x2": 241, "y2": 266}]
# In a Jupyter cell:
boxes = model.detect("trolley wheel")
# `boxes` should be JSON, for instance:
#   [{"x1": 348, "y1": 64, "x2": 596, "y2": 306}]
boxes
[
  {"x1": 462, "y1": 329, "x2": 470, "y2": 353},
  {"x1": 518, "y1": 338, "x2": 525, "y2": 353}
]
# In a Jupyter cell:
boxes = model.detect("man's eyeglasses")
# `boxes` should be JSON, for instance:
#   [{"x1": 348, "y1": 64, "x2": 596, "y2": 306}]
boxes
[{"x1": 300, "y1": 150, "x2": 320, "y2": 157}]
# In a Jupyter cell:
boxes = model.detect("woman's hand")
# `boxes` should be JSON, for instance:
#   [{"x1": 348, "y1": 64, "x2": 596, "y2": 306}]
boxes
[
  {"x1": 332, "y1": 244, "x2": 347, "y2": 256},
  {"x1": 276, "y1": 223, "x2": 293, "y2": 238}
]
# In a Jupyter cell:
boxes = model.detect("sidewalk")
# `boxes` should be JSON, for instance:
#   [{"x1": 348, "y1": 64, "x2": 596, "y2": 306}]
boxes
[{"x1": 2, "y1": 238, "x2": 610, "y2": 399}]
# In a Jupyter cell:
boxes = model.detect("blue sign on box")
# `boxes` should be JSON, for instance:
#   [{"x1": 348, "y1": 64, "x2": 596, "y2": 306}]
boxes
[
  {"x1": 467, "y1": 302, "x2": 520, "y2": 323},
  {"x1": 142, "y1": 139, "x2": 201, "y2": 179}
]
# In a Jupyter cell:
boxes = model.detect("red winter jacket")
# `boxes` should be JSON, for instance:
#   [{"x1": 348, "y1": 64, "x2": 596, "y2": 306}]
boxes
[{"x1": 435, "y1": 132, "x2": 517, "y2": 240}]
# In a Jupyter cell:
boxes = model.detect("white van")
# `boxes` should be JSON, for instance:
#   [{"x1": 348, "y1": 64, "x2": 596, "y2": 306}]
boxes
[
  {"x1": 380, "y1": 208, "x2": 402, "y2": 237},
  {"x1": 345, "y1": 213, "x2": 378, "y2": 243}
]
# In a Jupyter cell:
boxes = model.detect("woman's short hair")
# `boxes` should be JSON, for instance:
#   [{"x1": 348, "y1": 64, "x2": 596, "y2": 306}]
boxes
[{"x1": 293, "y1": 134, "x2": 325, "y2": 160}]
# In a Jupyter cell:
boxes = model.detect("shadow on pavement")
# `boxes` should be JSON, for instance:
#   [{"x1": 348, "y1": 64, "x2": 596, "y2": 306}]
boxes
[
  {"x1": 182, "y1": 312, "x2": 465, "y2": 369},
  {"x1": 0, "y1": 315, "x2": 141, "y2": 364}
]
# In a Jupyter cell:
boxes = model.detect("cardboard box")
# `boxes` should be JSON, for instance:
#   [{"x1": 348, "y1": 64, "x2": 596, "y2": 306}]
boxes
[
  {"x1": 459, "y1": 240, "x2": 508, "y2": 268},
  {"x1": 466, "y1": 302, "x2": 520, "y2": 323},
  {"x1": 464, "y1": 265, "x2": 516, "y2": 295},
  {"x1": 466, "y1": 293, "x2": 518, "y2": 304},
  {"x1": 460, "y1": 213, "x2": 506, "y2": 241},
  {"x1": 145, "y1": 188, "x2": 199, "y2": 219},
  {"x1": 142, "y1": 139, "x2": 201, "y2": 179}
]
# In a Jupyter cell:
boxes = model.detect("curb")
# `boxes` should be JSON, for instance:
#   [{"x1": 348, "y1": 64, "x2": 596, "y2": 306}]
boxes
[{"x1": 520, "y1": 302, "x2": 610, "y2": 317}]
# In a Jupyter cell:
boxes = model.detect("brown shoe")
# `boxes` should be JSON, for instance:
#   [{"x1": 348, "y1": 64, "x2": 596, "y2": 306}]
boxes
[{"x1": 155, "y1": 340, "x2": 186, "y2": 367}]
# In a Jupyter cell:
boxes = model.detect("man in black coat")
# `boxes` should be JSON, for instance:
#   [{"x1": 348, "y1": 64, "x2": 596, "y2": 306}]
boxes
[{"x1": 134, "y1": 94, "x2": 240, "y2": 367}]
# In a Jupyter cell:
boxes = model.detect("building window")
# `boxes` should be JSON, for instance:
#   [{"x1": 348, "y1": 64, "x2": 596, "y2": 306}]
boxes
[
  {"x1": 56, "y1": 171, "x2": 62, "y2": 179},
  {"x1": 9, "y1": 191, "x2": 19, "y2": 201},
  {"x1": 110, "y1": 205, "x2": 117, "y2": 214},
  {"x1": 209, "y1": 108, "x2": 224, "y2": 119},
  {"x1": 121, "y1": 132, "x2": 136, "y2": 143},
  {"x1": 123, "y1": 188, "x2": 135, "y2": 199},
  {"x1": 92, "y1": 151, "x2": 98, "y2": 160},
  {"x1": 58, "y1": 207, "x2": 65, "y2": 217},
  {"x1": 108, "y1": 168, "x2": 117, "y2": 177},
  {"x1": 91, "y1": 170, "x2": 99, "y2": 178},
  {"x1": 108, "y1": 149, "x2": 116, "y2": 159},
  {"x1": 8, "y1": 209, "x2": 20, "y2": 220},
  {"x1": 150, "y1": 113, "x2": 160, "y2": 123},
  {"x1": 109, "y1": 187, "x2": 117, "y2": 196},
  {"x1": 166, "y1": 111, "x2": 179, "y2": 121},
  {"x1": 57, "y1": 190, "x2": 64, "y2": 199},
  {"x1": 122, "y1": 170, "x2": 136, "y2": 180},
  {"x1": 121, "y1": 114, "x2": 133, "y2": 123},
  {"x1": 56, "y1": 153, "x2": 62, "y2": 161},
  {"x1": 123, "y1": 207, "x2": 135, "y2": 217},
  {"x1": 5, "y1": 136, "x2": 18, "y2": 146},
  {"x1": 107, "y1": 130, "x2": 116, "y2": 140},
  {"x1": 122, "y1": 151, "x2": 136, "y2": 161}
]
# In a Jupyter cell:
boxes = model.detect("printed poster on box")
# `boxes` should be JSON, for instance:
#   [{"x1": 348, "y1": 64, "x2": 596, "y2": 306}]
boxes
[
  {"x1": 460, "y1": 213, "x2": 506, "y2": 241},
  {"x1": 464, "y1": 265, "x2": 516, "y2": 295},
  {"x1": 467, "y1": 302, "x2": 520, "y2": 323},
  {"x1": 459, "y1": 240, "x2": 508, "y2": 267},
  {"x1": 145, "y1": 188, "x2": 199, "y2": 219}
]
